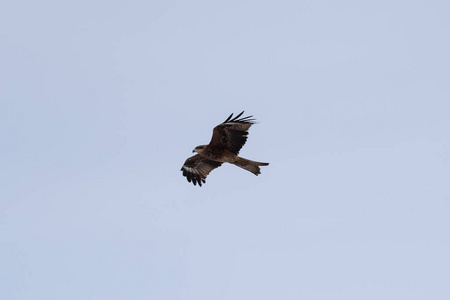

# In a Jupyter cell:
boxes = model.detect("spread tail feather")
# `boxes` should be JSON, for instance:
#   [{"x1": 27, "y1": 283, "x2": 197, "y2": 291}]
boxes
[{"x1": 234, "y1": 157, "x2": 269, "y2": 175}]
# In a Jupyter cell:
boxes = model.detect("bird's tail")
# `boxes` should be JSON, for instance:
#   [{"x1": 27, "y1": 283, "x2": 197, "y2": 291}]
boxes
[{"x1": 234, "y1": 157, "x2": 269, "y2": 175}]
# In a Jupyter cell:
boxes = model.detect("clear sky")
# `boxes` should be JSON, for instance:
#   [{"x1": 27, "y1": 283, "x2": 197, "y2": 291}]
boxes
[{"x1": 1, "y1": 0, "x2": 449, "y2": 299}]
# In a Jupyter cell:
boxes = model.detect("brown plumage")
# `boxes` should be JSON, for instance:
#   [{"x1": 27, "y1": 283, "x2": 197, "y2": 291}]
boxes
[{"x1": 181, "y1": 111, "x2": 269, "y2": 186}]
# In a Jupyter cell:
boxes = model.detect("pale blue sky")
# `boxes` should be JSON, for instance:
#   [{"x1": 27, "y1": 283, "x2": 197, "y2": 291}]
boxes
[{"x1": 1, "y1": 0, "x2": 450, "y2": 299}]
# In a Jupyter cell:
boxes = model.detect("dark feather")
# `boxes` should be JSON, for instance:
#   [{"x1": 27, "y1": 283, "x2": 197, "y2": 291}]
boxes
[{"x1": 181, "y1": 154, "x2": 223, "y2": 187}]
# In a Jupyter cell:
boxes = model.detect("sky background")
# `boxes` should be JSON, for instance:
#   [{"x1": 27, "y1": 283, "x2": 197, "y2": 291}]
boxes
[{"x1": 1, "y1": 0, "x2": 450, "y2": 299}]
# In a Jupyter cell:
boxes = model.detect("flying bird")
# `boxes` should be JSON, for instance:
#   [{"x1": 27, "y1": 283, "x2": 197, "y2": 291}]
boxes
[{"x1": 181, "y1": 111, "x2": 269, "y2": 186}]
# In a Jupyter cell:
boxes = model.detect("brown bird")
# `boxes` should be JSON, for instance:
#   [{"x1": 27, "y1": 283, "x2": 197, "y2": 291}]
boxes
[{"x1": 181, "y1": 111, "x2": 269, "y2": 186}]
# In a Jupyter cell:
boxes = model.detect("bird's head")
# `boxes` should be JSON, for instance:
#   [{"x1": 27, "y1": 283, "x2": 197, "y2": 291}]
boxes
[{"x1": 193, "y1": 145, "x2": 207, "y2": 154}]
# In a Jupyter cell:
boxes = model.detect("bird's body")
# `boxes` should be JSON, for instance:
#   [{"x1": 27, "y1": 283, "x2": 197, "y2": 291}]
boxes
[
  {"x1": 181, "y1": 111, "x2": 269, "y2": 186},
  {"x1": 194, "y1": 145, "x2": 236, "y2": 163}
]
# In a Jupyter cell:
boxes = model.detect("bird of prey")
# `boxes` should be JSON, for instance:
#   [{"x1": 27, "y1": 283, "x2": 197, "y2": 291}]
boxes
[{"x1": 181, "y1": 111, "x2": 269, "y2": 186}]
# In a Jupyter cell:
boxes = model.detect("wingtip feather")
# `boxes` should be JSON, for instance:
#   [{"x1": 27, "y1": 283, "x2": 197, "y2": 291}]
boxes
[
  {"x1": 224, "y1": 113, "x2": 233, "y2": 123},
  {"x1": 222, "y1": 111, "x2": 256, "y2": 124}
]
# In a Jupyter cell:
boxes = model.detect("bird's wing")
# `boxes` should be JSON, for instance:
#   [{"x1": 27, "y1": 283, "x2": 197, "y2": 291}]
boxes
[
  {"x1": 180, "y1": 154, "x2": 223, "y2": 186},
  {"x1": 208, "y1": 111, "x2": 256, "y2": 155}
]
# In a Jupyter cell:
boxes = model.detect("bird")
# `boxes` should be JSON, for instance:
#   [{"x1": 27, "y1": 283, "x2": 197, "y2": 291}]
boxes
[{"x1": 181, "y1": 111, "x2": 269, "y2": 186}]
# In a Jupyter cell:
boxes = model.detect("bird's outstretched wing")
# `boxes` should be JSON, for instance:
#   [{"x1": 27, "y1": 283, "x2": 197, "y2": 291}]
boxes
[
  {"x1": 208, "y1": 111, "x2": 256, "y2": 155},
  {"x1": 180, "y1": 154, "x2": 223, "y2": 186}
]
